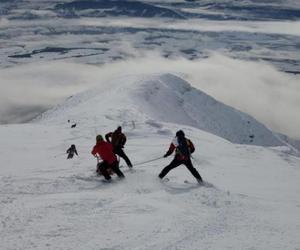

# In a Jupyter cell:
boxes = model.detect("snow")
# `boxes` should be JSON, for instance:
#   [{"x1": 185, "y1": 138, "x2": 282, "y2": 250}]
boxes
[
  {"x1": 36, "y1": 73, "x2": 287, "y2": 147},
  {"x1": 1, "y1": 0, "x2": 300, "y2": 248},
  {"x1": 1, "y1": 73, "x2": 300, "y2": 250}
]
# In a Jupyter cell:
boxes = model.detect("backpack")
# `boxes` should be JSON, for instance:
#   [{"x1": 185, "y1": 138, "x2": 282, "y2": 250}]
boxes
[{"x1": 177, "y1": 136, "x2": 190, "y2": 158}]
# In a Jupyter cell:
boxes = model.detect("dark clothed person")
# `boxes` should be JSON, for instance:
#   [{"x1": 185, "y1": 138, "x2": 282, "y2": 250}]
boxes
[
  {"x1": 105, "y1": 126, "x2": 132, "y2": 168},
  {"x1": 159, "y1": 130, "x2": 203, "y2": 183},
  {"x1": 66, "y1": 144, "x2": 78, "y2": 159},
  {"x1": 92, "y1": 135, "x2": 124, "y2": 180}
]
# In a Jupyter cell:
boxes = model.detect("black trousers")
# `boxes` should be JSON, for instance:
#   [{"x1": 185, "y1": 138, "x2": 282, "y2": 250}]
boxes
[
  {"x1": 67, "y1": 153, "x2": 74, "y2": 159},
  {"x1": 159, "y1": 158, "x2": 202, "y2": 181},
  {"x1": 114, "y1": 147, "x2": 132, "y2": 167},
  {"x1": 98, "y1": 161, "x2": 125, "y2": 180}
]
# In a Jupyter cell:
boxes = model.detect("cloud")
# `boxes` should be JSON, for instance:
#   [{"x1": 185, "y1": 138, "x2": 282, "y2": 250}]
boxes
[
  {"x1": 182, "y1": 54, "x2": 300, "y2": 140},
  {"x1": 92, "y1": 53, "x2": 300, "y2": 139},
  {"x1": 78, "y1": 18, "x2": 300, "y2": 36},
  {"x1": 0, "y1": 17, "x2": 9, "y2": 27},
  {"x1": 0, "y1": 61, "x2": 102, "y2": 123},
  {"x1": 4, "y1": 17, "x2": 299, "y2": 36},
  {"x1": 0, "y1": 53, "x2": 299, "y2": 139}
]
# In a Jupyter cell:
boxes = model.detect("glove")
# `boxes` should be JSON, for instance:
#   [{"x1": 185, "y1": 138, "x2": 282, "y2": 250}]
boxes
[{"x1": 163, "y1": 153, "x2": 168, "y2": 158}]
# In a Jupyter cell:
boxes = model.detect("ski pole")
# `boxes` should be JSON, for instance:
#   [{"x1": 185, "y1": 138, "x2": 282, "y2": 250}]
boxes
[{"x1": 134, "y1": 156, "x2": 164, "y2": 167}]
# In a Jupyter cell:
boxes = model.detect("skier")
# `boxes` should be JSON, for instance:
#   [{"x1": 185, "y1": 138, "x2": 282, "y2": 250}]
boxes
[
  {"x1": 158, "y1": 130, "x2": 203, "y2": 184},
  {"x1": 96, "y1": 161, "x2": 114, "y2": 176},
  {"x1": 105, "y1": 126, "x2": 133, "y2": 168},
  {"x1": 91, "y1": 135, "x2": 125, "y2": 181},
  {"x1": 66, "y1": 144, "x2": 78, "y2": 159}
]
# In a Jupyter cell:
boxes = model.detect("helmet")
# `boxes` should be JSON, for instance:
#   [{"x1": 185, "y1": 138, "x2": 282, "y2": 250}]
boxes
[
  {"x1": 96, "y1": 135, "x2": 103, "y2": 142},
  {"x1": 176, "y1": 130, "x2": 185, "y2": 137}
]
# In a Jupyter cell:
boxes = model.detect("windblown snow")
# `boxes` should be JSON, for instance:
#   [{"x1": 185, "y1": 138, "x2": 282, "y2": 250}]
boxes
[{"x1": 1, "y1": 74, "x2": 300, "y2": 250}]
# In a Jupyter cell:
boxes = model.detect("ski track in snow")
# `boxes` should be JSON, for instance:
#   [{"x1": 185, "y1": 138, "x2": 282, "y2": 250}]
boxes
[{"x1": 1, "y1": 74, "x2": 300, "y2": 249}]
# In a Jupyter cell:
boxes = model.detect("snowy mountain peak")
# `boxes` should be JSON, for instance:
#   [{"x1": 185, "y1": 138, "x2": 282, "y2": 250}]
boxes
[{"x1": 37, "y1": 73, "x2": 284, "y2": 147}]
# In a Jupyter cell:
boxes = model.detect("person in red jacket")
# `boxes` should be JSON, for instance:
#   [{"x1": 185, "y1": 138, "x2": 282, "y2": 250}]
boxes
[
  {"x1": 158, "y1": 130, "x2": 203, "y2": 184},
  {"x1": 105, "y1": 126, "x2": 133, "y2": 168},
  {"x1": 91, "y1": 135, "x2": 124, "y2": 180}
]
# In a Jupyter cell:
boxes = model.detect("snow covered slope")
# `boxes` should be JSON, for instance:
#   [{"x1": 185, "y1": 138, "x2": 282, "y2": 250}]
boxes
[
  {"x1": 132, "y1": 74, "x2": 285, "y2": 146},
  {"x1": 38, "y1": 73, "x2": 285, "y2": 147},
  {"x1": 1, "y1": 73, "x2": 299, "y2": 249}
]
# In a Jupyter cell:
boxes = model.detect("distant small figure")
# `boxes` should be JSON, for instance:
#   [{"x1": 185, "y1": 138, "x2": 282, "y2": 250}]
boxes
[
  {"x1": 71, "y1": 123, "x2": 77, "y2": 128},
  {"x1": 68, "y1": 120, "x2": 70, "y2": 123},
  {"x1": 66, "y1": 144, "x2": 78, "y2": 159}
]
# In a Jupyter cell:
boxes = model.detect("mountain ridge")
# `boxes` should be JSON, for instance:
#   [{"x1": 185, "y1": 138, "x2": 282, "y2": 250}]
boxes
[{"x1": 36, "y1": 73, "x2": 292, "y2": 149}]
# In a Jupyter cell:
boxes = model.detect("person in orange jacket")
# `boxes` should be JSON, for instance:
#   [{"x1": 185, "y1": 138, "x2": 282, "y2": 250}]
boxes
[
  {"x1": 159, "y1": 130, "x2": 203, "y2": 184},
  {"x1": 91, "y1": 135, "x2": 124, "y2": 180},
  {"x1": 105, "y1": 126, "x2": 133, "y2": 168}
]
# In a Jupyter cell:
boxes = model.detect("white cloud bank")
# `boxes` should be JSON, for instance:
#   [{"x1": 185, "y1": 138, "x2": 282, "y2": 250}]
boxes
[
  {"x1": 0, "y1": 17, "x2": 9, "y2": 27},
  {"x1": 1, "y1": 18, "x2": 300, "y2": 36},
  {"x1": 0, "y1": 53, "x2": 299, "y2": 139},
  {"x1": 78, "y1": 18, "x2": 300, "y2": 36}
]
